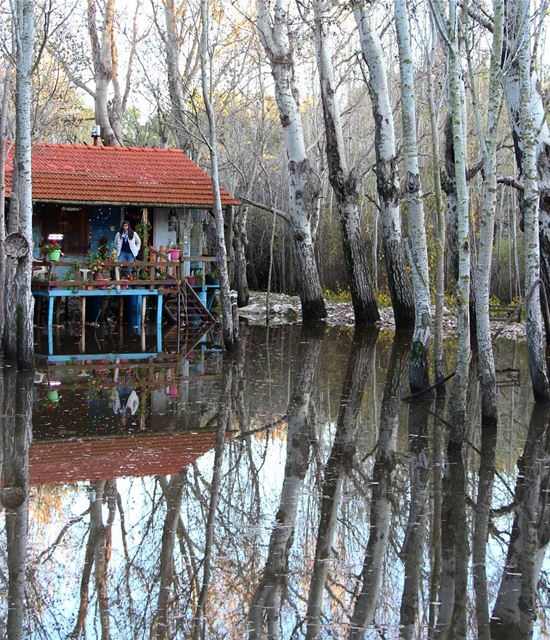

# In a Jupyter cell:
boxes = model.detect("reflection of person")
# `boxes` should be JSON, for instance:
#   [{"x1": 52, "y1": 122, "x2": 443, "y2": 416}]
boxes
[
  {"x1": 114, "y1": 221, "x2": 141, "y2": 275},
  {"x1": 112, "y1": 386, "x2": 139, "y2": 424}
]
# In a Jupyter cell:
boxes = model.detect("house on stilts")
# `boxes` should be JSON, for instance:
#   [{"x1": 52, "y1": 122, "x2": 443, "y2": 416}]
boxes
[{"x1": 4, "y1": 142, "x2": 239, "y2": 342}]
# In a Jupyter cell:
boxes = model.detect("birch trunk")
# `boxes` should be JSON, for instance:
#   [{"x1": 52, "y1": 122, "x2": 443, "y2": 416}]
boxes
[
  {"x1": 503, "y1": 0, "x2": 550, "y2": 402},
  {"x1": 313, "y1": 1, "x2": 379, "y2": 324},
  {"x1": 4, "y1": 0, "x2": 34, "y2": 369},
  {"x1": 425, "y1": 42, "x2": 446, "y2": 386},
  {"x1": 233, "y1": 203, "x2": 250, "y2": 307},
  {"x1": 353, "y1": 0, "x2": 414, "y2": 327},
  {"x1": 305, "y1": 329, "x2": 375, "y2": 638},
  {"x1": 163, "y1": 0, "x2": 195, "y2": 154},
  {"x1": 470, "y1": 0, "x2": 504, "y2": 423},
  {"x1": 394, "y1": 0, "x2": 433, "y2": 391},
  {"x1": 349, "y1": 336, "x2": 409, "y2": 637},
  {"x1": 0, "y1": 69, "x2": 11, "y2": 347},
  {"x1": 256, "y1": 0, "x2": 326, "y2": 322},
  {"x1": 447, "y1": 0, "x2": 471, "y2": 429},
  {"x1": 199, "y1": 0, "x2": 235, "y2": 350},
  {"x1": 88, "y1": 0, "x2": 120, "y2": 146}
]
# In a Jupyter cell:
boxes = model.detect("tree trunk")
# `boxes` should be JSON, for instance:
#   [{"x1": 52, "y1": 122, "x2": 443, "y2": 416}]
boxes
[
  {"x1": 446, "y1": 0, "x2": 471, "y2": 432},
  {"x1": 470, "y1": 0, "x2": 504, "y2": 423},
  {"x1": 233, "y1": 203, "x2": 250, "y2": 307},
  {"x1": 503, "y1": 0, "x2": 550, "y2": 401},
  {"x1": 162, "y1": 0, "x2": 195, "y2": 155},
  {"x1": 199, "y1": 0, "x2": 235, "y2": 350},
  {"x1": 87, "y1": 0, "x2": 120, "y2": 146},
  {"x1": 256, "y1": 0, "x2": 326, "y2": 322},
  {"x1": 353, "y1": 0, "x2": 414, "y2": 327},
  {"x1": 314, "y1": 0, "x2": 379, "y2": 324},
  {"x1": 4, "y1": 0, "x2": 34, "y2": 369},
  {"x1": 0, "y1": 69, "x2": 11, "y2": 346},
  {"x1": 394, "y1": 0, "x2": 432, "y2": 391}
]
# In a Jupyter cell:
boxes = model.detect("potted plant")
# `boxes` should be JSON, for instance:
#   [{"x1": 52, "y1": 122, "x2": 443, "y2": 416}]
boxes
[
  {"x1": 40, "y1": 239, "x2": 62, "y2": 261},
  {"x1": 206, "y1": 267, "x2": 220, "y2": 285},
  {"x1": 168, "y1": 243, "x2": 181, "y2": 261}
]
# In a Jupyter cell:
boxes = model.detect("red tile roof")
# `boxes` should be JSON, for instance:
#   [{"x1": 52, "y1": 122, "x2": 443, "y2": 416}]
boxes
[
  {"x1": 4, "y1": 142, "x2": 239, "y2": 207},
  {"x1": 27, "y1": 432, "x2": 219, "y2": 485}
]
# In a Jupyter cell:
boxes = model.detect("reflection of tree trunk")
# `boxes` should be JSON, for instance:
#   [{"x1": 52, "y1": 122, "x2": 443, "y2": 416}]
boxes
[
  {"x1": 473, "y1": 423, "x2": 497, "y2": 640},
  {"x1": 248, "y1": 330, "x2": 323, "y2": 639},
  {"x1": 349, "y1": 335, "x2": 409, "y2": 638},
  {"x1": 306, "y1": 328, "x2": 378, "y2": 639},
  {"x1": 95, "y1": 479, "x2": 116, "y2": 640},
  {"x1": 433, "y1": 440, "x2": 469, "y2": 639},
  {"x1": 428, "y1": 395, "x2": 445, "y2": 638},
  {"x1": 192, "y1": 360, "x2": 234, "y2": 640},
  {"x1": 2, "y1": 370, "x2": 33, "y2": 640},
  {"x1": 399, "y1": 398, "x2": 431, "y2": 639},
  {"x1": 491, "y1": 404, "x2": 550, "y2": 640},
  {"x1": 153, "y1": 470, "x2": 187, "y2": 639},
  {"x1": 71, "y1": 479, "x2": 116, "y2": 639}
]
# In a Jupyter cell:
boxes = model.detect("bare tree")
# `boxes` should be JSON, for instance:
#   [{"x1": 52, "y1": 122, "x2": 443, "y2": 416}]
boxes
[
  {"x1": 394, "y1": 0, "x2": 432, "y2": 391},
  {"x1": 313, "y1": 0, "x2": 379, "y2": 324},
  {"x1": 255, "y1": 0, "x2": 327, "y2": 322},
  {"x1": 353, "y1": 0, "x2": 414, "y2": 327}
]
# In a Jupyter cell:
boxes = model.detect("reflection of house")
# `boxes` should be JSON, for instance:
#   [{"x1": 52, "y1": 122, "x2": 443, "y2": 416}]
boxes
[
  {"x1": 4, "y1": 142, "x2": 238, "y2": 259},
  {"x1": 28, "y1": 432, "x2": 220, "y2": 485}
]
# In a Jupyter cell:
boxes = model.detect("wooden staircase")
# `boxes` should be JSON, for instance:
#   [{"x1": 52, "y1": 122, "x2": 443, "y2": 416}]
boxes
[{"x1": 161, "y1": 282, "x2": 215, "y2": 327}]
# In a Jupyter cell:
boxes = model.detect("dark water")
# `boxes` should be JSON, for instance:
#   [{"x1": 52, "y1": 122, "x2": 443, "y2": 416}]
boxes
[{"x1": 0, "y1": 324, "x2": 548, "y2": 639}]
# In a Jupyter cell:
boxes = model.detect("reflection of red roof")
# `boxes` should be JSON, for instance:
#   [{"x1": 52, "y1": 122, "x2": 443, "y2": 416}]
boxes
[
  {"x1": 4, "y1": 143, "x2": 239, "y2": 207},
  {"x1": 28, "y1": 432, "x2": 218, "y2": 485}
]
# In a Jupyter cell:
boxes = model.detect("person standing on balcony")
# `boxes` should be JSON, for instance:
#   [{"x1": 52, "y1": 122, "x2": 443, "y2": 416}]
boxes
[{"x1": 114, "y1": 220, "x2": 141, "y2": 275}]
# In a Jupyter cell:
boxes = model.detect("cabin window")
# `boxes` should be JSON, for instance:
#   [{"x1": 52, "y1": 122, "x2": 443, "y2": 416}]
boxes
[{"x1": 42, "y1": 208, "x2": 89, "y2": 255}]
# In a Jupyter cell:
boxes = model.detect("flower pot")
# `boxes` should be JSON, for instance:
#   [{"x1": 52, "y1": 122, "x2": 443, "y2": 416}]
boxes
[
  {"x1": 47, "y1": 390, "x2": 59, "y2": 402},
  {"x1": 166, "y1": 385, "x2": 179, "y2": 398},
  {"x1": 49, "y1": 249, "x2": 61, "y2": 261},
  {"x1": 168, "y1": 249, "x2": 181, "y2": 261},
  {"x1": 186, "y1": 275, "x2": 197, "y2": 286},
  {"x1": 95, "y1": 277, "x2": 110, "y2": 290}
]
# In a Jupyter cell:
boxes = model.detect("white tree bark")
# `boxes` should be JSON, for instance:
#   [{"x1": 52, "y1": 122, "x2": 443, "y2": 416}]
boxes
[
  {"x1": 162, "y1": 0, "x2": 197, "y2": 154},
  {"x1": 471, "y1": 0, "x2": 504, "y2": 423},
  {"x1": 88, "y1": 0, "x2": 120, "y2": 146},
  {"x1": 4, "y1": 0, "x2": 34, "y2": 369},
  {"x1": 313, "y1": 0, "x2": 379, "y2": 325},
  {"x1": 503, "y1": 0, "x2": 550, "y2": 402},
  {"x1": 447, "y1": 0, "x2": 471, "y2": 426},
  {"x1": 353, "y1": 0, "x2": 414, "y2": 327},
  {"x1": 200, "y1": 0, "x2": 235, "y2": 350},
  {"x1": 0, "y1": 68, "x2": 11, "y2": 349},
  {"x1": 394, "y1": 0, "x2": 433, "y2": 391},
  {"x1": 256, "y1": 0, "x2": 326, "y2": 321}
]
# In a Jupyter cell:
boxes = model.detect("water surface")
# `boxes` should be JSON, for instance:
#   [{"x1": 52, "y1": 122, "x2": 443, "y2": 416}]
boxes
[{"x1": 0, "y1": 324, "x2": 548, "y2": 639}]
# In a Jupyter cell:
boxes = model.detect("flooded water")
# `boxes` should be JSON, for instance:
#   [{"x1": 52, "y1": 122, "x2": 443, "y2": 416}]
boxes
[{"x1": 0, "y1": 323, "x2": 548, "y2": 639}]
